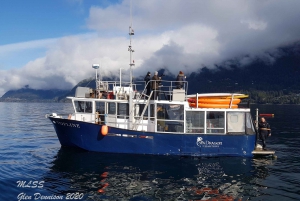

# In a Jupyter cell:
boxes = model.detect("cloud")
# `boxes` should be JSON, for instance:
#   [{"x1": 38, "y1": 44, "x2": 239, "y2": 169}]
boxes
[
  {"x1": 1, "y1": 0, "x2": 300, "y2": 96},
  {"x1": 0, "y1": 38, "x2": 57, "y2": 55},
  {"x1": 87, "y1": 0, "x2": 300, "y2": 70},
  {"x1": 0, "y1": 34, "x2": 129, "y2": 90},
  {"x1": 240, "y1": 19, "x2": 267, "y2": 31}
]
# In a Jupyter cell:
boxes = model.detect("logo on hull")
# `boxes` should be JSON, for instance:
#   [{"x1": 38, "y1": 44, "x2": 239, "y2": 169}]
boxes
[{"x1": 196, "y1": 137, "x2": 222, "y2": 148}]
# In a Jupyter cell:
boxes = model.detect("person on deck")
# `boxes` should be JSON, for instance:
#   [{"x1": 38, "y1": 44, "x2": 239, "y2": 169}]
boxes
[
  {"x1": 176, "y1": 71, "x2": 186, "y2": 89},
  {"x1": 144, "y1": 71, "x2": 151, "y2": 97},
  {"x1": 258, "y1": 117, "x2": 271, "y2": 150},
  {"x1": 151, "y1": 71, "x2": 160, "y2": 100}
]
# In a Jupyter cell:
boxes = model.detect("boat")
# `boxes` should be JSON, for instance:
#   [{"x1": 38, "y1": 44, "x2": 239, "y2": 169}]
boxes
[{"x1": 46, "y1": 14, "x2": 275, "y2": 158}]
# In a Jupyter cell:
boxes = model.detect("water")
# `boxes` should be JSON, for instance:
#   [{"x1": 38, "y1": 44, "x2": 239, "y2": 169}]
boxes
[{"x1": 0, "y1": 103, "x2": 299, "y2": 201}]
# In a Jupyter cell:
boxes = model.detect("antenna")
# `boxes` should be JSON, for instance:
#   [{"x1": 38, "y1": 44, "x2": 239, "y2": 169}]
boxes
[
  {"x1": 128, "y1": 0, "x2": 135, "y2": 87},
  {"x1": 119, "y1": 68, "x2": 123, "y2": 87},
  {"x1": 92, "y1": 64, "x2": 100, "y2": 90}
]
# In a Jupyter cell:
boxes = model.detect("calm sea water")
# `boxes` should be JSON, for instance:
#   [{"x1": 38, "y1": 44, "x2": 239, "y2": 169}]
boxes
[{"x1": 0, "y1": 102, "x2": 299, "y2": 201}]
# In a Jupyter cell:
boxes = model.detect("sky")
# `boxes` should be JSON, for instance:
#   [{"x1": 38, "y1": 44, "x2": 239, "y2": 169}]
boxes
[{"x1": 1, "y1": 0, "x2": 300, "y2": 96}]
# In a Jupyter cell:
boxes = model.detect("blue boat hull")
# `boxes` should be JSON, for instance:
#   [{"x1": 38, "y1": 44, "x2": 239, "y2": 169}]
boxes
[{"x1": 49, "y1": 117, "x2": 256, "y2": 157}]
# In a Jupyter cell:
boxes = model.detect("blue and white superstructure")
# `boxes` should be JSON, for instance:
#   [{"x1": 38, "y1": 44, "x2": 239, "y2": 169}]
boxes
[{"x1": 48, "y1": 79, "x2": 259, "y2": 157}]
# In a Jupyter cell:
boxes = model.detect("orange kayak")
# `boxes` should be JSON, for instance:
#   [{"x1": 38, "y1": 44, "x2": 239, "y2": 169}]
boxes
[
  {"x1": 189, "y1": 103, "x2": 238, "y2": 109},
  {"x1": 187, "y1": 94, "x2": 249, "y2": 99},
  {"x1": 188, "y1": 98, "x2": 241, "y2": 104}
]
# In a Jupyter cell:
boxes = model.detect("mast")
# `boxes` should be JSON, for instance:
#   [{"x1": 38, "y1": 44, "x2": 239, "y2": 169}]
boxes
[
  {"x1": 128, "y1": 0, "x2": 135, "y2": 86},
  {"x1": 128, "y1": 0, "x2": 135, "y2": 129},
  {"x1": 119, "y1": 68, "x2": 122, "y2": 87}
]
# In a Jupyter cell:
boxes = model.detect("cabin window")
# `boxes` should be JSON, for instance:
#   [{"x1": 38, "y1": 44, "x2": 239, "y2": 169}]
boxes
[
  {"x1": 135, "y1": 104, "x2": 148, "y2": 120},
  {"x1": 226, "y1": 112, "x2": 255, "y2": 134},
  {"x1": 74, "y1": 101, "x2": 92, "y2": 113},
  {"x1": 96, "y1": 102, "x2": 105, "y2": 123},
  {"x1": 186, "y1": 111, "x2": 205, "y2": 133},
  {"x1": 108, "y1": 102, "x2": 116, "y2": 115},
  {"x1": 166, "y1": 104, "x2": 184, "y2": 120},
  {"x1": 245, "y1": 112, "x2": 255, "y2": 134},
  {"x1": 150, "y1": 104, "x2": 155, "y2": 120},
  {"x1": 96, "y1": 102, "x2": 105, "y2": 113},
  {"x1": 156, "y1": 104, "x2": 184, "y2": 133},
  {"x1": 227, "y1": 112, "x2": 245, "y2": 134},
  {"x1": 157, "y1": 104, "x2": 168, "y2": 120},
  {"x1": 117, "y1": 103, "x2": 129, "y2": 119},
  {"x1": 207, "y1": 111, "x2": 225, "y2": 133},
  {"x1": 158, "y1": 121, "x2": 184, "y2": 133}
]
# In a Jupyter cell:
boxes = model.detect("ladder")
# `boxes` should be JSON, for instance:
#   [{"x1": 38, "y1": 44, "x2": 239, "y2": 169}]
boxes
[{"x1": 132, "y1": 90, "x2": 153, "y2": 130}]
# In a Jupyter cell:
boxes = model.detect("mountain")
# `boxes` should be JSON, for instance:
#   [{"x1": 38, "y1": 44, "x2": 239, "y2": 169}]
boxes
[
  {"x1": 186, "y1": 44, "x2": 300, "y2": 104},
  {"x1": 0, "y1": 88, "x2": 70, "y2": 102},
  {"x1": 56, "y1": 75, "x2": 121, "y2": 102},
  {"x1": 1, "y1": 44, "x2": 300, "y2": 103}
]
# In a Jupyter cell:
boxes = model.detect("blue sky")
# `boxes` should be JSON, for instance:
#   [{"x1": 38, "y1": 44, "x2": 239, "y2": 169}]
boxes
[
  {"x1": 0, "y1": 0, "x2": 121, "y2": 70},
  {"x1": 0, "y1": 0, "x2": 300, "y2": 96},
  {"x1": 1, "y1": 1, "x2": 84, "y2": 45},
  {"x1": 0, "y1": 0, "x2": 124, "y2": 44}
]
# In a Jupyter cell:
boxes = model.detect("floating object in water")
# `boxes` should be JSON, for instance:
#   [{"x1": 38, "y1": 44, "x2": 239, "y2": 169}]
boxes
[{"x1": 97, "y1": 189, "x2": 105, "y2": 193}]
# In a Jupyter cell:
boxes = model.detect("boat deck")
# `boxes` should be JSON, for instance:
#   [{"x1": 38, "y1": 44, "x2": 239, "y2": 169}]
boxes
[
  {"x1": 252, "y1": 149, "x2": 275, "y2": 155},
  {"x1": 252, "y1": 149, "x2": 276, "y2": 159}
]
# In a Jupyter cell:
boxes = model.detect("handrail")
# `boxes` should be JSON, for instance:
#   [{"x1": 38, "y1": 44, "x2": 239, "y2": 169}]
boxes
[{"x1": 139, "y1": 79, "x2": 188, "y2": 101}]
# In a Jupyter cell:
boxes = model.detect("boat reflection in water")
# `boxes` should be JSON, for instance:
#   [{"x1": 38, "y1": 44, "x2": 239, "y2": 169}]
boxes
[{"x1": 44, "y1": 148, "x2": 274, "y2": 200}]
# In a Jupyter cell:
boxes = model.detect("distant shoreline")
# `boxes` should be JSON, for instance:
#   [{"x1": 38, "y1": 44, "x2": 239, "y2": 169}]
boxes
[{"x1": 0, "y1": 99, "x2": 71, "y2": 103}]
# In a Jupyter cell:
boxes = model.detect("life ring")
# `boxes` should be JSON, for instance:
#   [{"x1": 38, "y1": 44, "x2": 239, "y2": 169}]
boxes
[
  {"x1": 101, "y1": 125, "x2": 108, "y2": 135},
  {"x1": 189, "y1": 103, "x2": 238, "y2": 109}
]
